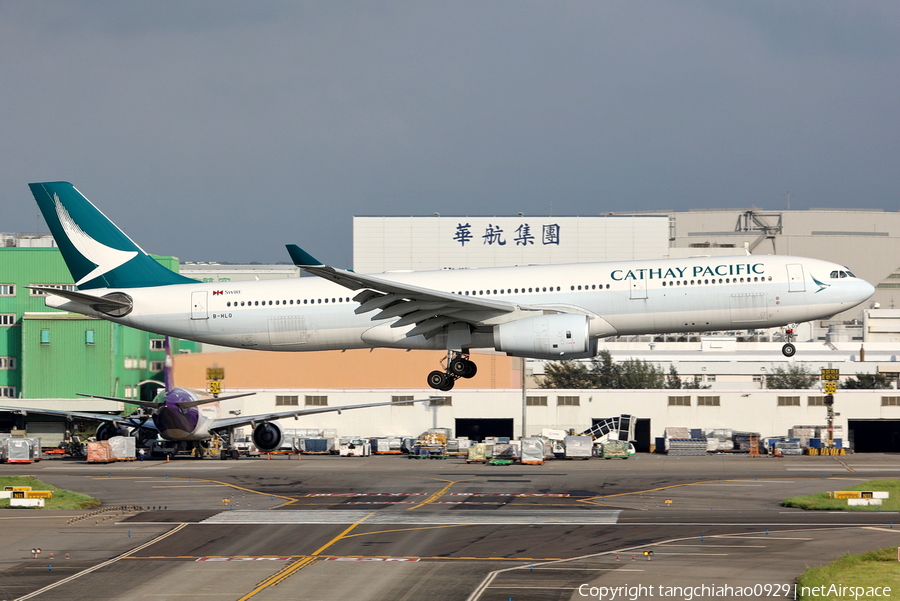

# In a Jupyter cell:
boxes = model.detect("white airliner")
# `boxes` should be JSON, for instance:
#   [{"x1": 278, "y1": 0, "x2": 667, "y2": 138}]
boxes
[{"x1": 28, "y1": 182, "x2": 874, "y2": 392}]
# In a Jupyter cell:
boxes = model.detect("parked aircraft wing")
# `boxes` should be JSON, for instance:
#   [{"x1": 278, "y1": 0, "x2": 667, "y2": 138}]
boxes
[
  {"x1": 208, "y1": 397, "x2": 439, "y2": 431},
  {"x1": 0, "y1": 404, "x2": 159, "y2": 430},
  {"x1": 75, "y1": 392, "x2": 255, "y2": 409}
]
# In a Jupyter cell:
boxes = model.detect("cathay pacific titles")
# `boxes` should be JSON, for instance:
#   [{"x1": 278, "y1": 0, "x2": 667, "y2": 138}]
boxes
[{"x1": 610, "y1": 262, "x2": 765, "y2": 281}]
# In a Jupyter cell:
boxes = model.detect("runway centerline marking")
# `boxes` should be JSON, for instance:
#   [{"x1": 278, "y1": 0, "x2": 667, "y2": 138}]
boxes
[
  {"x1": 407, "y1": 479, "x2": 471, "y2": 510},
  {"x1": 310, "y1": 511, "x2": 377, "y2": 556},
  {"x1": 236, "y1": 512, "x2": 378, "y2": 601}
]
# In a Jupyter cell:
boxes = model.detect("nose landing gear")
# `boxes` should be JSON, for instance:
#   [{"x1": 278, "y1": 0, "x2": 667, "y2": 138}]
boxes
[
  {"x1": 427, "y1": 353, "x2": 478, "y2": 391},
  {"x1": 781, "y1": 326, "x2": 796, "y2": 357}
]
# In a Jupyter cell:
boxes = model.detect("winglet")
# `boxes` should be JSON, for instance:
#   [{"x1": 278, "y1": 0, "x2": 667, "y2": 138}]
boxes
[{"x1": 286, "y1": 244, "x2": 324, "y2": 267}]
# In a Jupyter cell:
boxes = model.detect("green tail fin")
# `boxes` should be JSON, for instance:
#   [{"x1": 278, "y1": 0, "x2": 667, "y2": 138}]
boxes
[{"x1": 29, "y1": 182, "x2": 196, "y2": 289}]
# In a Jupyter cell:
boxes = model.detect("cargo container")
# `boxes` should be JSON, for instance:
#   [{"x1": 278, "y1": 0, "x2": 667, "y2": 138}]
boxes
[
  {"x1": 370, "y1": 438, "x2": 392, "y2": 454},
  {"x1": 1, "y1": 438, "x2": 34, "y2": 463},
  {"x1": 564, "y1": 436, "x2": 592, "y2": 460},
  {"x1": 492, "y1": 443, "x2": 517, "y2": 460},
  {"x1": 339, "y1": 438, "x2": 370, "y2": 457},
  {"x1": 108, "y1": 436, "x2": 136, "y2": 460},
  {"x1": 520, "y1": 438, "x2": 544, "y2": 465},
  {"x1": 466, "y1": 443, "x2": 487, "y2": 463},
  {"x1": 600, "y1": 440, "x2": 632, "y2": 459},
  {"x1": 86, "y1": 441, "x2": 114, "y2": 463}
]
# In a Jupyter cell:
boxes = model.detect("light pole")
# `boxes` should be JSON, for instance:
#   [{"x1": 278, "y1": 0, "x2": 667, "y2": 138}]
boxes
[{"x1": 521, "y1": 357, "x2": 527, "y2": 439}]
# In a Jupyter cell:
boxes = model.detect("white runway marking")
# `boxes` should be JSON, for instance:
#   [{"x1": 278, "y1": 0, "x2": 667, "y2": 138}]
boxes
[{"x1": 200, "y1": 509, "x2": 621, "y2": 525}]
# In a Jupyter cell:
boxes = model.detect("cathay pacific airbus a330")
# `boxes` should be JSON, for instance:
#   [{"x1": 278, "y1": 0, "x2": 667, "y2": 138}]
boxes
[{"x1": 29, "y1": 182, "x2": 874, "y2": 391}]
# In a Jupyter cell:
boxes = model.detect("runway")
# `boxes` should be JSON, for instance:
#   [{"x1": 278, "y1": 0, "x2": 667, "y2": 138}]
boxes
[{"x1": 1, "y1": 453, "x2": 899, "y2": 600}]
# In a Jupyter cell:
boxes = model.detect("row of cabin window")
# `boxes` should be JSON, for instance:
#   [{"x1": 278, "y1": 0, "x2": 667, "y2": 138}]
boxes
[
  {"x1": 220, "y1": 276, "x2": 770, "y2": 307},
  {"x1": 457, "y1": 285, "x2": 612, "y2": 295},
  {"x1": 226, "y1": 297, "x2": 352, "y2": 307},
  {"x1": 662, "y1": 276, "x2": 773, "y2": 287},
  {"x1": 454, "y1": 277, "x2": 773, "y2": 296}
]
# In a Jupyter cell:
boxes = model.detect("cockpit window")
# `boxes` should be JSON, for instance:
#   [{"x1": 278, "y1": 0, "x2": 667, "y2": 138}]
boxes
[
  {"x1": 831, "y1": 270, "x2": 855, "y2": 279},
  {"x1": 844, "y1": 269, "x2": 856, "y2": 277},
  {"x1": 830, "y1": 270, "x2": 839, "y2": 278}
]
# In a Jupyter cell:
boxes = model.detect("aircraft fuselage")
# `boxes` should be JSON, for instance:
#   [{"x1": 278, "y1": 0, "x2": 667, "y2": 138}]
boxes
[{"x1": 47, "y1": 254, "x2": 872, "y2": 353}]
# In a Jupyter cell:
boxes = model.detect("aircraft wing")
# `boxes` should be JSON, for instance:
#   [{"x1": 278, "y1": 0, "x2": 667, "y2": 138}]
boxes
[
  {"x1": 286, "y1": 244, "x2": 542, "y2": 338},
  {"x1": 0, "y1": 404, "x2": 158, "y2": 431},
  {"x1": 208, "y1": 397, "x2": 438, "y2": 431},
  {"x1": 76, "y1": 392, "x2": 256, "y2": 409}
]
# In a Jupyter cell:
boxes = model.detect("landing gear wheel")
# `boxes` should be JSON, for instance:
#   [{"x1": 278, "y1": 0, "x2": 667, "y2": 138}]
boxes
[
  {"x1": 781, "y1": 343, "x2": 796, "y2": 358},
  {"x1": 449, "y1": 358, "x2": 477, "y2": 378},
  {"x1": 463, "y1": 361, "x2": 477, "y2": 378},
  {"x1": 449, "y1": 358, "x2": 469, "y2": 377},
  {"x1": 427, "y1": 370, "x2": 455, "y2": 391}
]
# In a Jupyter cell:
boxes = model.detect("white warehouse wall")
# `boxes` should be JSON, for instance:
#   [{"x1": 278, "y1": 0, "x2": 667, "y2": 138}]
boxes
[{"x1": 215, "y1": 388, "x2": 900, "y2": 444}]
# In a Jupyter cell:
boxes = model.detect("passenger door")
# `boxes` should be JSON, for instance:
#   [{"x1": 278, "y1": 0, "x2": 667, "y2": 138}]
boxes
[{"x1": 191, "y1": 291, "x2": 208, "y2": 320}]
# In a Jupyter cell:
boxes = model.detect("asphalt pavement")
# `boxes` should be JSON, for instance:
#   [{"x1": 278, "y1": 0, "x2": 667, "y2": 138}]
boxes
[{"x1": 0, "y1": 452, "x2": 898, "y2": 600}]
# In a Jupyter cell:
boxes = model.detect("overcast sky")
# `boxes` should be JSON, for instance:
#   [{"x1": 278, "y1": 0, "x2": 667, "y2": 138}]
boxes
[{"x1": 1, "y1": 1, "x2": 898, "y2": 268}]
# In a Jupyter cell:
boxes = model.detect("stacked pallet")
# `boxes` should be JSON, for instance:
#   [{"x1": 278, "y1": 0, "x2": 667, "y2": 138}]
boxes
[
  {"x1": 733, "y1": 432, "x2": 761, "y2": 453},
  {"x1": 666, "y1": 438, "x2": 708, "y2": 456},
  {"x1": 788, "y1": 426, "x2": 818, "y2": 449},
  {"x1": 774, "y1": 439, "x2": 803, "y2": 455}
]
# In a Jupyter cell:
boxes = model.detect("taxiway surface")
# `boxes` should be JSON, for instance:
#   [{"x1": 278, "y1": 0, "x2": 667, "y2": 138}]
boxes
[{"x1": 1, "y1": 453, "x2": 899, "y2": 600}]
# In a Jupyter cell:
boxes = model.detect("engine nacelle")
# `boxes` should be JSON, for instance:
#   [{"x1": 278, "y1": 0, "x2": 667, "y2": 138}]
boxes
[
  {"x1": 494, "y1": 314, "x2": 597, "y2": 359},
  {"x1": 95, "y1": 423, "x2": 129, "y2": 441},
  {"x1": 252, "y1": 422, "x2": 283, "y2": 453}
]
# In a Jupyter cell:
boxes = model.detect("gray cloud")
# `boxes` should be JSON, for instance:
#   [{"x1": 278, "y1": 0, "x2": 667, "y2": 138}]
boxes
[{"x1": 2, "y1": 1, "x2": 898, "y2": 268}]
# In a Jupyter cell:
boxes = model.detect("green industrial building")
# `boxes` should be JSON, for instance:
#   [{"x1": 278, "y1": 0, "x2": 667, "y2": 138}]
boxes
[{"x1": 0, "y1": 247, "x2": 198, "y2": 405}]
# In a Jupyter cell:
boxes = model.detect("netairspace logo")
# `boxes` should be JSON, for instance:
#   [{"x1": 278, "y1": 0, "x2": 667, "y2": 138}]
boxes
[
  {"x1": 576, "y1": 583, "x2": 806, "y2": 600},
  {"x1": 801, "y1": 584, "x2": 892, "y2": 600}
]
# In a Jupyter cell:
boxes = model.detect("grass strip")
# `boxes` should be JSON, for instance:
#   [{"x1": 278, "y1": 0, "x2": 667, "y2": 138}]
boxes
[
  {"x1": 797, "y1": 547, "x2": 899, "y2": 600},
  {"x1": 0, "y1": 476, "x2": 100, "y2": 510},
  {"x1": 783, "y1": 479, "x2": 900, "y2": 511}
]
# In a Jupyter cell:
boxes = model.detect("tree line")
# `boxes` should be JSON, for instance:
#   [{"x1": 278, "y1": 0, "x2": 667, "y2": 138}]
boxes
[
  {"x1": 538, "y1": 351, "x2": 708, "y2": 389},
  {"x1": 538, "y1": 352, "x2": 893, "y2": 390}
]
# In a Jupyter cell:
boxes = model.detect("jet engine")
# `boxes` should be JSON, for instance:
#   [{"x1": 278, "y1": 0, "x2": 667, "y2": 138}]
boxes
[
  {"x1": 494, "y1": 314, "x2": 597, "y2": 359},
  {"x1": 95, "y1": 423, "x2": 130, "y2": 440},
  {"x1": 252, "y1": 422, "x2": 283, "y2": 453}
]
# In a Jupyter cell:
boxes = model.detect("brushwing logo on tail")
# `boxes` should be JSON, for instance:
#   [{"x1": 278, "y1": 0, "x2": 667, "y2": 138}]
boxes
[{"x1": 53, "y1": 193, "x2": 138, "y2": 286}]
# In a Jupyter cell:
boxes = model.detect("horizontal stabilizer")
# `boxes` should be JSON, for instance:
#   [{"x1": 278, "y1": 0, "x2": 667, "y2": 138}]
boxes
[
  {"x1": 28, "y1": 286, "x2": 132, "y2": 309},
  {"x1": 76, "y1": 393, "x2": 159, "y2": 409},
  {"x1": 175, "y1": 392, "x2": 255, "y2": 408}
]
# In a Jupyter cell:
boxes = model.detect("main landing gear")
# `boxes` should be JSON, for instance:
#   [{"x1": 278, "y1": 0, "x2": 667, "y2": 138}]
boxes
[
  {"x1": 427, "y1": 352, "x2": 478, "y2": 391},
  {"x1": 781, "y1": 326, "x2": 796, "y2": 358}
]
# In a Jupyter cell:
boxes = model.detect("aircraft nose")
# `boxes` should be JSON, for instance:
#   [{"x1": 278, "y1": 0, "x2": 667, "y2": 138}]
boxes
[{"x1": 856, "y1": 279, "x2": 875, "y2": 303}]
